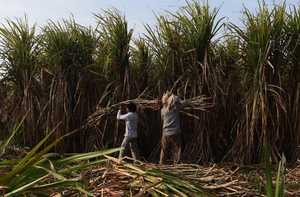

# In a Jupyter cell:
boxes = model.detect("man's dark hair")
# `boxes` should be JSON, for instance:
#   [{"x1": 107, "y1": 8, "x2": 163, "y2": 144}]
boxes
[{"x1": 127, "y1": 102, "x2": 137, "y2": 112}]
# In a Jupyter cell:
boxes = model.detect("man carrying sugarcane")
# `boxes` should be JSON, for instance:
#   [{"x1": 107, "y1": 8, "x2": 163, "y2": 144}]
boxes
[
  {"x1": 159, "y1": 92, "x2": 188, "y2": 165},
  {"x1": 117, "y1": 102, "x2": 140, "y2": 161}
]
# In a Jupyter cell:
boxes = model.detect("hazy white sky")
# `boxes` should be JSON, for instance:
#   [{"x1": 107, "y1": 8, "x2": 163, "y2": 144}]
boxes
[{"x1": 0, "y1": 0, "x2": 299, "y2": 34}]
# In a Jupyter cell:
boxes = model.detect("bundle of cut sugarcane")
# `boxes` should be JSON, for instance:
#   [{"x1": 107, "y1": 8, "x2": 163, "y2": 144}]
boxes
[
  {"x1": 86, "y1": 95, "x2": 214, "y2": 127},
  {"x1": 85, "y1": 156, "x2": 273, "y2": 196},
  {"x1": 183, "y1": 96, "x2": 214, "y2": 111}
]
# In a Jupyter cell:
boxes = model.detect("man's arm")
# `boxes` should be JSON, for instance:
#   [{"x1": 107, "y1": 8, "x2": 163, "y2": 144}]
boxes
[
  {"x1": 179, "y1": 99, "x2": 189, "y2": 107},
  {"x1": 175, "y1": 96, "x2": 189, "y2": 109},
  {"x1": 160, "y1": 110, "x2": 164, "y2": 133}
]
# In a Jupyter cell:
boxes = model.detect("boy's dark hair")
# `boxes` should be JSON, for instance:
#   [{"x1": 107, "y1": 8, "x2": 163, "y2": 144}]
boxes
[{"x1": 127, "y1": 102, "x2": 137, "y2": 112}]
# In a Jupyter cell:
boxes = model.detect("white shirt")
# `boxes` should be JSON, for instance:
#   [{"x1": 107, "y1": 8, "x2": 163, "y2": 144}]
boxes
[{"x1": 117, "y1": 110, "x2": 138, "y2": 138}]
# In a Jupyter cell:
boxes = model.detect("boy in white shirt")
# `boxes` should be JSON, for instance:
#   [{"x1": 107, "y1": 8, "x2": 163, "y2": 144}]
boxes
[{"x1": 117, "y1": 102, "x2": 140, "y2": 160}]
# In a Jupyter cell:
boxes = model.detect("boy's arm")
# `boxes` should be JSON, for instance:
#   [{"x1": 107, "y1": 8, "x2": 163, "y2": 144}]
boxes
[{"x1": 117, "y1": 110, "x2": 129, "y2": 120}]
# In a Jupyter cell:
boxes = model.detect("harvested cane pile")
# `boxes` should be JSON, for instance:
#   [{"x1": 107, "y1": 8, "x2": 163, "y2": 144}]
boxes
[
  {"x1": 87, "y1": 96, "x2": 214, "y2": 127},
  {"x1": 83, "y1": 157, "x2": 300, "y2": 197},
  {"x1": 1, "y1": 145, "x2": 300, "y2": 196}
]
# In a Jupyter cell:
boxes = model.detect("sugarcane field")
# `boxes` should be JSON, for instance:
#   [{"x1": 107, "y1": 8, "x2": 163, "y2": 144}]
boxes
[{"x1": 1, "y1": 0, "x2": 300, "y2": 196}]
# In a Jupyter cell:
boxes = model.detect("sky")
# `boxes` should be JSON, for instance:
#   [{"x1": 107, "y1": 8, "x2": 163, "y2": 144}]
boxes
[{"x1": 0, "y1": 0, "x2": 299, "y2": 35}]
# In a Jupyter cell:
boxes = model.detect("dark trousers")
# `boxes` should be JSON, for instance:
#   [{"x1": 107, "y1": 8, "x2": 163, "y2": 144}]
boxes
[
  {"x1": 159, "y1": 133, "x2": 182, "y2": 165},
  {"x1": 119, "y1": 136, "x2": 140, "y2": 160}
]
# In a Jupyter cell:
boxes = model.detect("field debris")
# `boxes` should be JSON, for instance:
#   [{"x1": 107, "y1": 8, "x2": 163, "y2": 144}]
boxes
[
  {"x1": 1, "y1": 146, "x2": 300, "y2": 196},
  {"x1": 82, "y1": 157, "x2": 300, "y2": 197}
]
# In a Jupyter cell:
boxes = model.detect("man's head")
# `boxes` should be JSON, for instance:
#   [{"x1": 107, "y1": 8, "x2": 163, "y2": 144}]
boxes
[{"x1": 127, "y1": 102, "x2": 137, "y2": 112}]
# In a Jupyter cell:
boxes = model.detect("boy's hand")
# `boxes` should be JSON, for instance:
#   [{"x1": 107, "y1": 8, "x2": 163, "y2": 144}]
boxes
[{"x1": 120, "y1": 104, "x2": 126, "y2": 113}]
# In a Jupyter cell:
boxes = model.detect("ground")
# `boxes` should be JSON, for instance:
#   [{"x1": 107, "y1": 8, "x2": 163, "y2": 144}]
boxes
[
  {"x1": 82, "y1": 158, "x2": 300, "y2": 197},
  {"x1": 2, "y1": 147, "x2": 300, "y2": 196}
]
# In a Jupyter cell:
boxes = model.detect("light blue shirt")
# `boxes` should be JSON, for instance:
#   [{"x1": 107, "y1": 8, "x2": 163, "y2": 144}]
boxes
[
  {"x1": 117, "y1": 110, "x2": 138, "y2": 138},
  {"x1": 161, "y1": 96, "x2": 186, "y2": 136}
]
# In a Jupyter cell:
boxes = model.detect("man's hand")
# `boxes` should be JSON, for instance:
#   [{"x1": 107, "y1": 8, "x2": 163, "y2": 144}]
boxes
[{"x1": 154, "y1": 99, "x2": 162, "y2": 110}]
